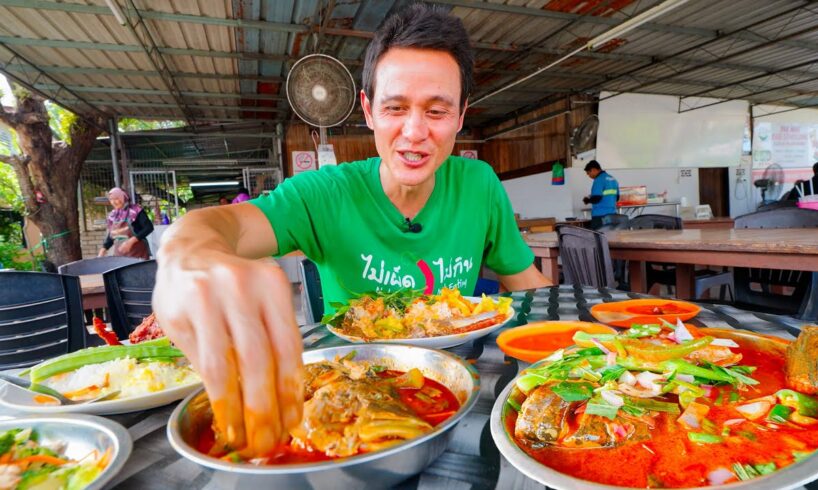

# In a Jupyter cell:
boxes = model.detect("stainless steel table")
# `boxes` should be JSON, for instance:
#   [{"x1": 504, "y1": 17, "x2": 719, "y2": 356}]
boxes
[{"x1": 6, "y1": 286, "x2": 818, "y2": 489}]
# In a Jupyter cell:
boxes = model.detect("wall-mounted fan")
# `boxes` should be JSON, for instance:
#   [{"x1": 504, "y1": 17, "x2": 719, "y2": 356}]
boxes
[
  {"x1": 570, "y1": 115, "x2": 599, "y2": 156},
  {"x1": 286, "y1": 54, "x2": 356, "y2": 166},
  {"x1": 753, "y1": 163, "x2": 784, "y2": 205}
]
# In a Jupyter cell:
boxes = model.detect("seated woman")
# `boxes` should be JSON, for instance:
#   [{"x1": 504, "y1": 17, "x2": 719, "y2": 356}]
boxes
[{"x1": 98, "y1": 187, "x2": 154, "y2": 259}]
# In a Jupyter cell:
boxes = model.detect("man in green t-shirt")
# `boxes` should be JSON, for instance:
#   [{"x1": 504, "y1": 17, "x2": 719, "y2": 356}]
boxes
[{"x1": 153, "y1": 3, "x2": 550, "y2": 455}]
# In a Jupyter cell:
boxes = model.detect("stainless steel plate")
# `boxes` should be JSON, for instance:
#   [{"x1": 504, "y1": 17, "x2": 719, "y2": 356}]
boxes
[
  {"x1": 0, "y1": 414, "x2": 132, "y2": 490},
  {"x1": 167, "y1": 344, "x2": 480, "y2": 489},
  {"x1": 490, "y1": 331, "x2": 818, "y2": 490}
]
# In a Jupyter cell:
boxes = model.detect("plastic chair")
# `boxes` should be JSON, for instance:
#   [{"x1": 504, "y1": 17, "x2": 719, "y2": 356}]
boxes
[
  {"x1": 104, "y1": 260, "x2": 157, "y2": 339},
  {"x1": 557, "y1": 225, "x2": 615, "y2": 288},
  {"x1": 735, "y1": 207, "x2": 818, "y2": 228},
  {"x1": 629, "y1": 214, "x2": 733, "y2": 300},
  {"x1": 299, "y1": 259, "x2": 324, "y2": 324},
  {"x1": 0, "y1": 271, "x2": 86, "y2": 369},
  {"x1": 733, "y1": 208, "x2": 818, "y2": 316},
  {"x1": 58, "y1": 256, "x2": 143, "y2": 275}
]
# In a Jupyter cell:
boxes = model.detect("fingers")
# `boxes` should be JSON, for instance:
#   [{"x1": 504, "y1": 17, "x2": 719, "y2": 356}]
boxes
[
  {"x1": 217, "y1": 264, "x2": 285, "y2": 454},
  {"x1": 186, "y1": 277, "x2": 248, "y2": 450},
  {"x1": 260, "y1": 266, "x2": 304, "y2": 431}
]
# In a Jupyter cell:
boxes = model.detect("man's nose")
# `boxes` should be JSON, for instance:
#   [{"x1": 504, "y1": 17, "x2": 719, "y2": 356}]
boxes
[{"x1": 401, "y1": 110, "x2": 429, "y2": 142}]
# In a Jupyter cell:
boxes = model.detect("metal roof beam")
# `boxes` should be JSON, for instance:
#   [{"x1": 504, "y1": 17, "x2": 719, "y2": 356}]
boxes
[
  {"x1": 4, "y1": 63, "x2": 283, "y2": 82},
  {"x1": 678, "y1": 72, "x2": 818, "y2": 113},
  {"x1": 62, "y1": 99, "x2": 286, "y2": 113},
  {"x1": 4, "y1": 34, "x2": 817, "y2": 81},
  {"x1": 678, "y1": 57, "x2": 818, "y2": 104},
  {"x1": 0, "y1": 0, "x2": 307, "y2": 34},
  {"x1": 119, "y1": 0, "x2": 194, "y2": 125},
  {"x1": 118, "y1": 131, "x2": 278, "y2": 137},
  {"x1": 0, "y1": 43, "x2": 107, "y2": 129},
  {"x1": 32, "y1": 83, "x2": 284, "y2": 100}
]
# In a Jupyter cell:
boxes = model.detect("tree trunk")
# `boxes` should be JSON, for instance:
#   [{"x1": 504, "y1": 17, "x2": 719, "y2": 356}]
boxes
[{"x1": 0, "y1": 92, "x2": 104, "y2": 267}]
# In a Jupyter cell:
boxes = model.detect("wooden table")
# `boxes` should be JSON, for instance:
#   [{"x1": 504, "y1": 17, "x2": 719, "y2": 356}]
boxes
[
  {"x1": 523, "y1": 232, "x2": 559, "y2": 284},
  {"x1": 78, "y1": 273, "x2": 106, "y2": 310},
  {"x1": 604, "y1": 228, "x2": 818, "y2": 299},
  {"x1": 516, "y1": 217, "x2": 556, "y2": 233},
  {"x1": 683, "y1": 217, "x2": 735, "y2": 230}
]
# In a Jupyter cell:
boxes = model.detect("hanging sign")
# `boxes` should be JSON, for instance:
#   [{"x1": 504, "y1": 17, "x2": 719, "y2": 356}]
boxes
[
  {"x1": 459, "y1": 149, "x2": 478, "y2": 160},
  {"x1": 292, "y1": 151, "x2": 317, "y2": 174}
]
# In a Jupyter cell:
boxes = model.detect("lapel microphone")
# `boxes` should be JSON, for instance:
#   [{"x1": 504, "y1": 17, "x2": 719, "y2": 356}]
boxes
[{"x1": 404, "y1": 217, "x2": 423, "y2": 233}]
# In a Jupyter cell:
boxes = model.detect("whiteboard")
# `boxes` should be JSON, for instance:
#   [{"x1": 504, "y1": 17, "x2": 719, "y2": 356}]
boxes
[{"x1": 596, "y1": 92, "x2": 747, "y2": 169}]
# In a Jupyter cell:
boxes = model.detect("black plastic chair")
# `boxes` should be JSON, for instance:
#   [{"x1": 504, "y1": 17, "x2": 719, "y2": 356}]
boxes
[
  {"x1": 299, "y1": 259, "x2": 324, "y2": 323},
  {"x1": 104, "y1": 260, "x2": 157, "y2": 339},
  {"x1": 0, "y1": 271, "x2": 86, "y2": 369},
  {"x1": 58, "y1": 256, "x2": 143, "y2": 275},
  {"x1": 733, "y1": 208, "x2": 818, "y2": 316},
  {"x1": 735, "y1": 207, "x2": 818, "y2": 228},
  {"x1": 557, "y1": 225, "x2": 615, "y2": 288},
  {"x1": 629, "y1": 214, "x2": 733, "y2": 300}
]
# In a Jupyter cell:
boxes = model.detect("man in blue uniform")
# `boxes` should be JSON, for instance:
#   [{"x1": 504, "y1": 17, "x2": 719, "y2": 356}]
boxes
[{"x1": 582, "y1": 160, "x2": 620, "y2": 229}]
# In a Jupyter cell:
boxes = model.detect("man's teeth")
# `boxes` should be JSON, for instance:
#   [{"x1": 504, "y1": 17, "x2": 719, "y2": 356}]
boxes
[{"x1": 403, "y1": 152, "x2": 423, "y2": 162}]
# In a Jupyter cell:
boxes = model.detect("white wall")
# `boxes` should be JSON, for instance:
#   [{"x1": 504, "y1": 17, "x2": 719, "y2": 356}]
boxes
[{"x1": 502, "y1": 162, "x2": 699, "y2": 220}]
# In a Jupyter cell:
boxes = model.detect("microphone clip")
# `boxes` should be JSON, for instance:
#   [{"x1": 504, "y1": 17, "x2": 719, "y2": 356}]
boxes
[{"x1": 404, "y1": 217, "x2": 422, "y2": 233}]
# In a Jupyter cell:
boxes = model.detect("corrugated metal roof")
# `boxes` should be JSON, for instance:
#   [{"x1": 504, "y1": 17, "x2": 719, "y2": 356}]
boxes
[{"x1": 0, "y1": 0, "x2": 815, "y2": 132}]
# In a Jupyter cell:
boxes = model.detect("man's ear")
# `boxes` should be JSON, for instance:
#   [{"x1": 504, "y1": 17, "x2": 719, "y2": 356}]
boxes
[
  {"x1": 457, "y1": 99, "x2": 468, "y2": 132},
  {"x1": 361, "y1": 90, "x2": 374, "y2": 130}
]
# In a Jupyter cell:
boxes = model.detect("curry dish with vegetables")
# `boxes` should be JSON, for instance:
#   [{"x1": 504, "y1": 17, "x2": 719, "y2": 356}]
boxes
[
  {"x1": 504, "y1": 323, "x2": 818, "y2": 488},
  {"x1": 198, "y1": 355, "x2": 460, "y2": 464}
]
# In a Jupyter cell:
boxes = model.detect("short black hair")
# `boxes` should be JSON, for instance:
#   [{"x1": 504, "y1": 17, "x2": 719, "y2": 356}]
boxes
[
  {"x1": 813, "y1": 162, "x2": 818, "y2": 175},
  {"x1": 362, "y1": 3, "x2": 474, "y2": 111},
  {"x1": 584, "y1": 160, "x2": 602, "y2": 172}
]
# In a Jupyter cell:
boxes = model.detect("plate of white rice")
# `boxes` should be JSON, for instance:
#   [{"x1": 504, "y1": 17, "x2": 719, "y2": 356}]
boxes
[{"x1": 0, "y1": 357, "x2": 202, "y2": 415}]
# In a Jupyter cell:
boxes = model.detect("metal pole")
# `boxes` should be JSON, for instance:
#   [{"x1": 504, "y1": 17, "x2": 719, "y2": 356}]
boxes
[{"x1": 108, "y1": 118, "x2": 120, "y2": 187}]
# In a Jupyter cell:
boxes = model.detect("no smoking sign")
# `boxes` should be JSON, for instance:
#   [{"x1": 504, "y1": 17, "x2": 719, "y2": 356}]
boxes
[{"x1": 292, "y1": 151, "x2": 317, "y2": 174}]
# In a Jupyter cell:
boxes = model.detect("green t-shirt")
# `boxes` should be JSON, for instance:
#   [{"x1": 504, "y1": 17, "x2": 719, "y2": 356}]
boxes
[{"x1": 250, "y1": 155, "x2": 533, "y2": 312}]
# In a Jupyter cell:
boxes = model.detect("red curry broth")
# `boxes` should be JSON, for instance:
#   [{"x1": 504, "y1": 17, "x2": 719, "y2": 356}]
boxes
[
  {"x1": 508, "y1": 340, "x2": 818, "y2": 488},
  {"x1": 506, "y1": 330, "x2": 578, "y2": 352},
  {"x1": 626, "y1": 302, "x2": 691, "y2": 316},
  {"x1": 197, "y1": 370, "x2": 460, "y2": 465}
]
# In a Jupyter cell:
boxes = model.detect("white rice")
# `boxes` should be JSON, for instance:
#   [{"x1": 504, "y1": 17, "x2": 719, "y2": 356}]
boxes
[{"x1": 43, "y1": 357, "x2": 200, "y2": 400}]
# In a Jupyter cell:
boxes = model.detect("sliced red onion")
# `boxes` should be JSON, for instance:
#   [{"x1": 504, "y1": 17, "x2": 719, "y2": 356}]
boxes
[
  {"x1": 613, "y1": 423, "x2": 628, "y2": 437},
  {"x1": 701, "y1": 385, "x2": 713, "y2": 397},
  {"x1": 711, "y1": 338, "x2": 740, "y2": 348},
  {"x1": 675, "y1": 374, "x2": 695, "y2": 384},
  {"x1": 724, "y1": 418, "x2": 745, "y2": 426},
  {"x1": 708, "y1": 468, "x2": 736, "y2": 486},
  {"x1": 667, "y1": 332, "x2": 677, "y2": 342},
  {"x1": 619, "y1": 371, "x2": 637, "y2": 386},
  {"x1": 636, "y1": 371, "x2": 664, "y2": 390},
  {"x1": 678, "y1": 411, "x2": 700, "y2": 429},
  {"x1": 675, "y1": 321, "x2": 694, "y2": 343},
  {"x1": 591, "y1": 338, "x2": 611, "y2": 355},
  {"x1": 606, "y1": 352, "x2": 617, "y2": 366},
  {"x1": 601, "y1": 390, "x2": 624, "y2": 407},
  {"x1": 736, "y1": 401, "x2": 772, "y2": 420}
]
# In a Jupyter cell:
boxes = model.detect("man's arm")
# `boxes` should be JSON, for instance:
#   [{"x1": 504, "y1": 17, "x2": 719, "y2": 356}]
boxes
[
  {"x1": 497, "y1": 263, "x2": 552, "y2": 291},
  {"x1": 153, "y1": 201, "x2": 304, "y2": 456},
  {"x1": 159, "y1": 202, "x2": 279, "y2": 260}
]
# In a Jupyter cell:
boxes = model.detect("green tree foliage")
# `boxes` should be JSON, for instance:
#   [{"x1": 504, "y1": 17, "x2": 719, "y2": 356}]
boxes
[{"x1": 118, "y1": 118, "x2": 184, "y2": 132}]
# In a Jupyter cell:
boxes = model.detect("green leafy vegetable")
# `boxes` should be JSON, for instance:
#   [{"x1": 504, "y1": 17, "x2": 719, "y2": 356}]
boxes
[
  {"x1": 776, "y1": 389, "x2": 818, "y2": 416},
  {"x1": 793, "y1": 450, "x2": 814, "y2": 463},
  {"x1": 767, "y1": 404, "x2": 793, "y2": 424},
  {"x1": 733, "y1": 462, "x2": 776, "y2": 480},
  {"x1": 507, "y1": 398, "x2": 522, "y2": 412},
  {"x1": 625, "y1": 397, "x2": 681, "y2": 414},
  {"x1": 551, "y1": 381, "x2": 595, "y2": 402},
  {"x1": 598, "y1": 365, "x2": 626, "y2": 384},
  {"x1": 585, "y1": 396, "x2": 620, "y2": 420},
  {"x1": 625, "y1": 324, "x2": 662, "y2": 338},
  {"x1": 688, "y1": 432, "x2": 723, "y2": 444}
]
